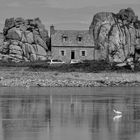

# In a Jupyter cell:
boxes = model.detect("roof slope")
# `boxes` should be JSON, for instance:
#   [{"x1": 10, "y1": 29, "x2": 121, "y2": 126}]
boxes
[{"x1": 51, "y1": 30, "x2": 94, "y2": 47}]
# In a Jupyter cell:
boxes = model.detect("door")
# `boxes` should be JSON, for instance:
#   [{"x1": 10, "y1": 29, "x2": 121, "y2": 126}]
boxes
[{"x1": 71, "y1": 50, "x2": 75, "y2": 59}]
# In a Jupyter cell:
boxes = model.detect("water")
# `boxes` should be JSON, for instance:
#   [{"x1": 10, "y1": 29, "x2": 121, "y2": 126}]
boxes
[{"x1": 0, "y1": 87, "x2": 140, "y2": 140}]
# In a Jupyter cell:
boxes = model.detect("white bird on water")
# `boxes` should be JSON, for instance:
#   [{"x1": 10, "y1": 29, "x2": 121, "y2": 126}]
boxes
[
  {"x1": 113, "y1": 109, "x2": 122, "y2": 115},
  {"x1": 113, "y1": 109, "x2": 122, "y2": 121}
]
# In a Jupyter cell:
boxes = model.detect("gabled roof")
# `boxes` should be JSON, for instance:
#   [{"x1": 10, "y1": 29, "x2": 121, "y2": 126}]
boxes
[{"x1": 51, "y1": 30, "x2": 95, "y2": 47}]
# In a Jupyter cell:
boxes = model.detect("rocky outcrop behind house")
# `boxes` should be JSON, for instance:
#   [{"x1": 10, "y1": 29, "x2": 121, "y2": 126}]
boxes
[
  {"x1": 89, "y1": 8, "x2": 140, "y2": 68},
  {"x1": 0, "y1": 17, "x2": 50, "y2": 62}
]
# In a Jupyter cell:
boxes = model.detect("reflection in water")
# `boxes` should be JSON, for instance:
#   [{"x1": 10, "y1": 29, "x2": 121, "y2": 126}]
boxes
[
  {"x1": 1, "y1": 95, "x2": 51, "y2": 140},
  {"x1": 0, "y1": 88, "x2": 140, "y2": 140},
  {"x1": 113, "y1": 115, "x2": 122, "y2": 121}
]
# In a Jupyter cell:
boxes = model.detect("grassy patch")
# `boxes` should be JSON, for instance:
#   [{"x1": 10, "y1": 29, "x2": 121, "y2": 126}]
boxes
[
  {"x1": 0, "y1": 60, "x2": 139, "y2": 73},
  {"x1": 28, "y1": 60, "x2": 114, "y2": 72}
]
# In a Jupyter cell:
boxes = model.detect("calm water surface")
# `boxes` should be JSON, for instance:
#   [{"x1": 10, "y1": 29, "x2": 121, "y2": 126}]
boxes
[{"x1": 0, "y1": 87, "x2": 140, "y2": 140}]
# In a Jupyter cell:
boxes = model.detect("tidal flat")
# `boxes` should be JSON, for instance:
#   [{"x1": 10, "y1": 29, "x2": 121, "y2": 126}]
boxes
[{"x1": 0, "y1": 67, "x2": 140, "y2": 87}]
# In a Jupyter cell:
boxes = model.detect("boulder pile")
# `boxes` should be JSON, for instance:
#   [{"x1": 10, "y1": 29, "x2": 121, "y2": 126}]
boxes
[
  {"x1": 89, "y1": 8, "x2": 140, "y2": 69},
  {"x1": 0, "y1": 17, "x2": 50, "y2": 62}
]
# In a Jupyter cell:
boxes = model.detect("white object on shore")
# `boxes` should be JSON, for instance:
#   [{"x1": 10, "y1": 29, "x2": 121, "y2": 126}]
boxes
[
  {"x1": 116, "y1": 63, "x2": 126, "y2": 67},
  {"x1": 113, "y1": 109, "x2": 122, "y2": 115}
]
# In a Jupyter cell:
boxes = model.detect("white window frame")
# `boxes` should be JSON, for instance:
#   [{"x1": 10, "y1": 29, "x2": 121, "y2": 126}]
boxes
[{"x1": 80, "y1": 50, "x2": 87, "y2": 57}]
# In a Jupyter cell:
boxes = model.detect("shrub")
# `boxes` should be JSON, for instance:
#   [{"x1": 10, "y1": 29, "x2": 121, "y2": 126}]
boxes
[{"x1": 0, "y1": 60, "x2": 138, "y2": 73}]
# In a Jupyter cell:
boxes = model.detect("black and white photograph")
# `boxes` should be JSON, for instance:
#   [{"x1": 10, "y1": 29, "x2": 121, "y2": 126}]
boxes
[{"x1": 0, "y1": 0, "x2": 140, "y2": 140}]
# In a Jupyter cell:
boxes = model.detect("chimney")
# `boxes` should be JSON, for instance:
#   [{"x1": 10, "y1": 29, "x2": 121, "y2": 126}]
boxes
[
  {"x1": 50, "y1": 25, "x2": 55, "y2": 36},
  {"x1": 89, "y1": 26, "x2": 93, "y2": 35}
]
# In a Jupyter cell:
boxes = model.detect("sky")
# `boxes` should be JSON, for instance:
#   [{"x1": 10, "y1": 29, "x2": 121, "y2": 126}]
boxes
[{"x1": 0, "y1": 0, "x2": 140, "y2": 31}]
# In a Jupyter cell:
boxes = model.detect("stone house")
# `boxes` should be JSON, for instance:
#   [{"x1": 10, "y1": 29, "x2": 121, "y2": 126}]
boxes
[{"x1": 50, "y1": 25, "x2": 99, "y2": 63}]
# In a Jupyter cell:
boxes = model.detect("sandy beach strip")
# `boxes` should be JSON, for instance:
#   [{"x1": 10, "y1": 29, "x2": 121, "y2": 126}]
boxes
[{"x1": 0, "y1": 67, "x2": 140, "y2": 87}]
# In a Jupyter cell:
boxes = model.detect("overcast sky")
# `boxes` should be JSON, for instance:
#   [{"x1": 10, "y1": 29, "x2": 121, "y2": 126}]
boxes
[{"x1": 0, "y1": 0, "x2": 140, "y2": 31}]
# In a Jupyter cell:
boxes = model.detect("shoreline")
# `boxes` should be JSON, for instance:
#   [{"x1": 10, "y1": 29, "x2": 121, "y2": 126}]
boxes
[{"x1": 0, "y1": 68, "x2": 140, "y2": 87}]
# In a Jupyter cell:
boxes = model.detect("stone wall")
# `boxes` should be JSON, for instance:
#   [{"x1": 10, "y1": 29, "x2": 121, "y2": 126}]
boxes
[{"x1": 52, "y1": 46, "x2": 95, "y2": 63}]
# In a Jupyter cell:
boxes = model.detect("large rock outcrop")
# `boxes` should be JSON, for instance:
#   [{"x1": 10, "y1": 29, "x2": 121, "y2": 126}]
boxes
[
  {"x1": 0, "y1": 17, "x2": 50, "y2": 62},
  {"x1": 89, "y1": 8, "x2": 140, "y2": 68}
]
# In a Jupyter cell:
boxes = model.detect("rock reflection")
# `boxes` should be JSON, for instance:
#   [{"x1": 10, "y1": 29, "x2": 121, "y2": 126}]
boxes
[
  {"x1": 0, "y1": 91, "x2": 140, "y2": 140},
  {"x1": 0, "y1": 95, "x2": 51, "y2": 140}
]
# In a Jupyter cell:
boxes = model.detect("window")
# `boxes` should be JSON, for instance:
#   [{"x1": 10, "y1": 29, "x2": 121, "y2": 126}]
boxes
[
  {"x1": 60, "y1": 50, "x2": 65, "y2": 56},
  {"x1": 61, "y1": 50, "x2": 65, "y2": 56},
  {"x1": 82, "y1": 51, "x2": 85, "y2": 56},
  {"x1": 80, "y1": 50, "x2": 87, "y2": 56},
  {"x1": 62, "y1": 35, "x2": 68, "y2": 42},
  {"x1": 78, "y1": 36, "x2": 82, "y2": 42},
  {"x1": 77, "y1": 35, "x2": 82, "y2": 42}
]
